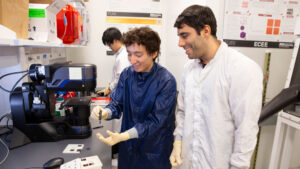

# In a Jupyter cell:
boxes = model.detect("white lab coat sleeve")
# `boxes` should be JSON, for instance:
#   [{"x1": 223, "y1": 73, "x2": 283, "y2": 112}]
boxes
[
  {"x1": 173, "y1": 67, "x2": 187, "y2": 141},
  {"x1": 109, "y1": 50, "x2": 130, "y2": 91},
  {"x1": 228, "y1": 59, "x2": 263, "y2": 169},
  {"x1": 109, "y1": 61, "x2": 121, "y2": 91}
]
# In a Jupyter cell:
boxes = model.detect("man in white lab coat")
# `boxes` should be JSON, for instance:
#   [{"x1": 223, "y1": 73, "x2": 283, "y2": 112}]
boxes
[
  {"x1": 169, "y1": 5, "x2": 263, "y2": 169},
  {"x1": 98, "y1": 27, "x2": 130, "y2": 97}
]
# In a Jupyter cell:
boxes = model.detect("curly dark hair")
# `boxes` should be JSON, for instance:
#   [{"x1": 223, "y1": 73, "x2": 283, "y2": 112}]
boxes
[
  {"x1": 122, "y1": 27, "x2": 161, "y2": 60},
  {"x1": 174, "y1": 5, "x2": 217, "y2": 38}
]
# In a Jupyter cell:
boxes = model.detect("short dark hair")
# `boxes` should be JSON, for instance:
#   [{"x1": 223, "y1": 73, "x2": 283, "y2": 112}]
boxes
[
  {"x1": 122, "y1": 27, "x2": 161, "y2": 60},
  {"x1": 102, "y1": 27, "x2": 122, "y2": 45},
  {"x1": 174, "y1": 5, "x2": 217, "y2": 38}
]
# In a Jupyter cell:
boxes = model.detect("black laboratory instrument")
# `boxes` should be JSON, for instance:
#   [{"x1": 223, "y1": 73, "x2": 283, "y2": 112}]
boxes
[
  {"x1": 9, "y1": 63, "x2": 96, "y2": 148},
  {"x1": 259, "y1": 43, "x2": 300, "y2": 124}
]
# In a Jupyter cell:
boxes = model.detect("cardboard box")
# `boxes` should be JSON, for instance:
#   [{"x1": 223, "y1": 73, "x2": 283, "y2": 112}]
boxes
[
  {"x1": 0, "y1": 0, "x2": 29, "y2": 39},
  {"x1": 29, "y1": 0, "x2": 53, "y2": 4}
]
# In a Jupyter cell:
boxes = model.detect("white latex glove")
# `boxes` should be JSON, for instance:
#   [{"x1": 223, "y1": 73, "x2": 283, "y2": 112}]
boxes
[
  {"x1": 91, "y1": 106, "x2": 108, "y2": 120},
  {"x1": 96, "y1": 130, "x2": 130, "y2": 146},
  {"x1": 170, "y1": 141, "x2": 183, "y2": 168},
  {"x1": 97, "y1": 86, "x2": 111, "y2": 96}
]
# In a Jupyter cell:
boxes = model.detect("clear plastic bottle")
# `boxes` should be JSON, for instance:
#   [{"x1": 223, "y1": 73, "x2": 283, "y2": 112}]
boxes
[
  {"x1": 67, "y1": 0, "x2": 89, "y2": 45},
  {"x1": 56, "y1": 4, "x2": 81, "y2": 44}
]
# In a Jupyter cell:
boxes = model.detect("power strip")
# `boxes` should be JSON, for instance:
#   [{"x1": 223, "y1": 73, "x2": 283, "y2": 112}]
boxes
[{"x1": 60, "y1": 155, "x2": 102, "y2": 169}]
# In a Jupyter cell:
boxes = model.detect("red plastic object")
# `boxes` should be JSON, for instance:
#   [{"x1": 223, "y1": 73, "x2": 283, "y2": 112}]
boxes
[
  {"x1": 64, "y1": 91, "x2": 76, "y2": 100},
  {"x1": 56, "y1": 4, "x2": 81, "y2": 44}
]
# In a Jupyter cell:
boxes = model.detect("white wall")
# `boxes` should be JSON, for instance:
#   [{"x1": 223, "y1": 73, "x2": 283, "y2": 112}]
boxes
[
  {"x1": 232, "y1": 47, "x2": 293, "y2": 102},
  {"x1": 67, "y1": 0, "x2": 166, "y2": 88},
  {"x1": 0, "y1": 47, "x2": 25, "y2": 124},
  {"x1": 0, "y1": 47, "x2": 22, "y2": 125},
  {"x1": 66, "y1": 0, "x2": 112, "y2": 88},
  {"x1": 163, "y1": 0, "x2": 197, "y2": 86}
]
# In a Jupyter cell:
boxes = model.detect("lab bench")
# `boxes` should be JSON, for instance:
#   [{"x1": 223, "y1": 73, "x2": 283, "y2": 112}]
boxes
[{"x1": 0, "y1": 119, "x2": 112, "y2": 169}]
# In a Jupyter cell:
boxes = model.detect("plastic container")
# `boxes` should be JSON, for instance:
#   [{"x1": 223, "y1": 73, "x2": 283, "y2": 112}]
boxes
[
  {"x1": 68, "y1": 0, "x2": 89, "y2": 45},
  {"x1": 56, "y1": 4, "x2": 81, "y2": 44},
  {"x1": 64, "y1": 91, "x2": 76, "y2": 100},
  {"x1": 55, "y1": 97, "x2": 65, "y2": 116}
]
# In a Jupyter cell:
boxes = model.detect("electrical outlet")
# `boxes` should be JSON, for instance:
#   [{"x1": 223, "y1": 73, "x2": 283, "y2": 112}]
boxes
[
  {"x1": 60, "y1": 155, "x2": 102, "y2": 169},
  {"x1": 80, "y1": 155, "x2": 102, "y2": 169}
]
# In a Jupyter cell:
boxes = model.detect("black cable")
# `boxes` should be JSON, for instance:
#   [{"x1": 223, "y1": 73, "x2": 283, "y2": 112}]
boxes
[
  {"x1": 0, "y1": 70, "x2": 28, "y2": 80},
  {"x1": 0, "y1": 70, "x2": 29, "y2": 93},
  {"x1": 0, "y1": 114, "x2": 6, "y2": 123},
  {"x1": 0, "y1": 114, "x2": 11, "y2": 164},
  {"x1": 0, "y1": 128, "x2": 11, "y2": 135},
  {"x1": 0, "y1": 114, "x2": 12, "y2": 136},
  {"x1": 0, "y1": 85, "x2": 10, "y2": 93},
  {"x1": 0, "y1": 127, "x2": 10, "y2": 134},
  {"x1": 6, "y1": 117, "x2": 12, "y2": 131},
  {"x1": 10, "y1": 72, "x2": 29, "y2": 94},
  {"x1": 0, "y1": 138, "x2": 9, "y2": 165},
  {"x1": 0, "y1": 129, "x2": 11, "y2": 144},
  {"x1": 1, "y1": 128, "x2": 12, "y2": 144},
  {"x1": 0, "y1": 113, "x2": 8, "y2": 123}
]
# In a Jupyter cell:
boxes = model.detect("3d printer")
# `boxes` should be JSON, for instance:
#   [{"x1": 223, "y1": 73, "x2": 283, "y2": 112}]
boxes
[{"x1": 9, "y1": 63, "x2": 96, "y2": 148}]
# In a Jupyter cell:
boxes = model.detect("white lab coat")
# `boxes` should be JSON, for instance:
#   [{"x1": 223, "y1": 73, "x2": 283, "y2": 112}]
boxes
[
  {"x1": 174, "y1": 41, "x2": 263, "y2": 169},
  {"x1": 110, "y1": 45, "x2": 130, "y2": 132},
  {"x1": 109, "y1": 45, "x2": 131, "y2": 91}
]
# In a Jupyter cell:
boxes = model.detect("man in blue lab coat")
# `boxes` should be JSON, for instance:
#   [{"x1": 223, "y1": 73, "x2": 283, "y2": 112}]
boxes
[{"x1": 91, "y1": 27, "x2": 177, "y2": 169}]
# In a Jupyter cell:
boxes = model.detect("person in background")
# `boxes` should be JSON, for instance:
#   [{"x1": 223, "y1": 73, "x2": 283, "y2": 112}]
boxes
[
  {"x1": 169, "y1": 5, "x2": 263, "y2": 169},
  {"x1": 91, "y1": 27, "x2": 177, "y2": 169},
  {"x1": 98, "y1": 27, "x2": 130, "y2": 96},
  {"x1": 98, "y1": 27, "x2": 131, "y2": 160}
]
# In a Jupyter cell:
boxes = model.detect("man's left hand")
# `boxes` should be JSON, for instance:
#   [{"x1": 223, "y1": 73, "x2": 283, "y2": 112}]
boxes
[{"x1": 96, "y1": 130, "x2": 130, "y2": 146}]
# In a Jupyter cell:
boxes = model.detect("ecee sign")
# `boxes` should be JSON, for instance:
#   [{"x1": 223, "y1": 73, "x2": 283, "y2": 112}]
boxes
[
  {"x1": 224, "y1": 39, "x2": 294, "y2": 49},
  {"x1": 254, "y1": 41, "x2": 268, "y2": 48}
]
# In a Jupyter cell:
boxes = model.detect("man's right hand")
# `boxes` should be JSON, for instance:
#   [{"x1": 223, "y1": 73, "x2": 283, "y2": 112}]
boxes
[
  {"x1": 91, "y1": 106, "x2": 108, "y2": 120},
  {"x1": 170, "y1": 140, "x2": 183, "y2": 168}
]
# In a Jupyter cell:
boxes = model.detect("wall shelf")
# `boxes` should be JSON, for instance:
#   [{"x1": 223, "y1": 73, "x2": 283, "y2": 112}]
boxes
[{"x1": 0, "y1": 38, "x2": 84, "y2": 48}]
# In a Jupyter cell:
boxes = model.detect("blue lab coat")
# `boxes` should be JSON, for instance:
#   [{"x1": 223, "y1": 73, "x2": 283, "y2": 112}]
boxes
[{"x1": 106, "y1": 63, "x2": 177, "y2": 169}]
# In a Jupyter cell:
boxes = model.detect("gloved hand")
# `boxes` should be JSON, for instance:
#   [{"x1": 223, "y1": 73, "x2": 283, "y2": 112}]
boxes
[
  {"x1": 97, "y1": 86, "x2": 110, "y2": 96},
  {"x1": 170, "y1": 141, "x2": 183, "y2": 168},
  {"x1": 90, "y1": 106, "x2": 108, "y2": 120},
  {"x1": 96, "y1": 130, "x2": 130, "y2": 146}
]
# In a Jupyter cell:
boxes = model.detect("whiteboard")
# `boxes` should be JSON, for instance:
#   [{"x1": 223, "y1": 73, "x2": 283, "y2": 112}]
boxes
[{"x1": 223, "y1": 0, "x2": 300, "y2": 43}]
